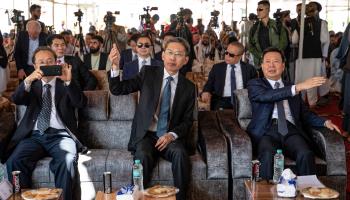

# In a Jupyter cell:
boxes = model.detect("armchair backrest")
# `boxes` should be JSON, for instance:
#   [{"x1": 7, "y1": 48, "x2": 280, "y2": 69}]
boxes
[{"x1": 233, "y1": 89, "x2": 252, "y2": 130}]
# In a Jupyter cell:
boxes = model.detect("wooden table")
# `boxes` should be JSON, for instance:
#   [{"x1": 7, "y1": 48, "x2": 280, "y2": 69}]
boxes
[
  {"x1": 95, "y1": 191, "x2": 116, "y2": 200},
  {"x1": 245, "y1": 180, "x2": 305, "y2": 200},
  {"x1": 7, "y1": 189, "x2": 62, "y2": 200}
]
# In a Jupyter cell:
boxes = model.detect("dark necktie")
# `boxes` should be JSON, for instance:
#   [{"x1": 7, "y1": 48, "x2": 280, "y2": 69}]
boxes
[
  {"x1": 157, "y1": 76, "x2": 173, "y2": 137},
  {"x1": 274, "y1": 82, "x2": 288, "y2": 136},
  {"x1": 133, "y1": 54, "x2": 138, "y2": 61},
  {"x1": 37, "y1": 84, "x2": 52, "y2": 134},
  {"x1": 230, "y1": 64, "x2": 236, "y2": 106}
]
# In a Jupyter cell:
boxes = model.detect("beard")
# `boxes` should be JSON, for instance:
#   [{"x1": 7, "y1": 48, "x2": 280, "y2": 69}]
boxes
[
  {"x1": 90, "y1": 47, "x2": 100, "y2": 54},
  {"x1": 202, "y1": 41, "x2": 209, "y2": 46}
]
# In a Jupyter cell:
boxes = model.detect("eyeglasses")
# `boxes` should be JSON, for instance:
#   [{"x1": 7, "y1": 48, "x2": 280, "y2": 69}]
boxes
[
  {"x1": 225, "y1": 50, "x2": 242, "y2": 58},
  {"x1": 137, "y1": 43, "x2": 152, "y2": 48},
  {"x1": 257, "y1": 8, "x2": 264, "y2": 12},
  {"x1": 35, "y1": 58, "x2": 56, "y2": 65},
  {"x1": 164, "y1": 49, "x2": 186, "y2": 58}
]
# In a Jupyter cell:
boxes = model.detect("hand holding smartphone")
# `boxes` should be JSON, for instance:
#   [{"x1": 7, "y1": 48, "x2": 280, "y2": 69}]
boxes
[{"x1": 40, "y1": 65, "x2": 62, "y2": 77}]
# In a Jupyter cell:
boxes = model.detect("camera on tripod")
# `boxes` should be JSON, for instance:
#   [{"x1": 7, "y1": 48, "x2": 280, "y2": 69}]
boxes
[
  {"x1": 209, "y1": 10, "x2": 220, "y2": 29},
  {"x1": 10, "y1": 9, "x2": 24, "y2": 24},
  {"x1": 74, "y1": 9, "x2": 84, "y2": 22},
  {"x1": 273, "y1": 8, "x2": 283, "y2": 21},
  {"x1": 140, "y1": 6, "x2": 158, "y2": 31},
  {"x1": 104, "y1": 11, "x2": 120, "y2": 30}
]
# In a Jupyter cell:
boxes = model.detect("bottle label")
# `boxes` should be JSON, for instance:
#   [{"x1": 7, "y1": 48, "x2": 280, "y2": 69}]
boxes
[
  {"x1": 278, "y1": 160, "x2": 284, "y2": 167},
  {"x1": 133, "y1": 170, "x2": 141, "y2": 178}
]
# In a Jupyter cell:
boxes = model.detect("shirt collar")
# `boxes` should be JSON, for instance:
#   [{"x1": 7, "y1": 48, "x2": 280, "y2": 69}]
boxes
[
  {"x1": 139, "y1": 56, "x2": 151, "y2": 63},
  {"x1": 227, "y1": 61, "x2": 241, "y2": 69},
  {"x1": 41, "y1": 77, "x2": 57, "y2": 88},
  {"x1": 163, "y1": 68, "x2": 179, "y2": 85},
  {"x1": 266, "y1": 78, "x2": 283, "y2": 88}
]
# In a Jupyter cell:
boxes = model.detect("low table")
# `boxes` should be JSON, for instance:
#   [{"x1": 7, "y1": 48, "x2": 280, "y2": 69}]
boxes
[
  {"x1": 8, "y1": 189, "x2": 62, "y2": 200},
  {"x1": 244, "y1": 180, "x2": 305, "y2": 200},
  {"x1": 95, "y1": 191, "x2": 116, "y2": 200}
]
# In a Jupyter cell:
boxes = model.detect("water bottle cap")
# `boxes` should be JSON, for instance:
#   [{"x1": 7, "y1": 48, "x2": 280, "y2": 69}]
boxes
[
  {"x1": 277, "y1": 149, "x2": 282, "y2": 154},
  {"x1": 135, "y1": 159, "x2": 141, "y2": 164}
]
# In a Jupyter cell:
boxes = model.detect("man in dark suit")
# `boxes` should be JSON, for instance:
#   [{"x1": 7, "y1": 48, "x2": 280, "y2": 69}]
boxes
[
  {"x1": 247, "y1": 47, "x2": 340, "y2": 180},
  {"x1": 83, "y1": 35, "x2": 111, "y2": 71},
  {"x1": 14, "y1": 20, "x2": 47, "y2": 80},
  {"x1": 202, "y1": 41, "x2": 257, "y2": 110},
  {"x1": 119, "y1": 33, "x2": 140, "y2": 70},
  {"x1": 109, "y1": 37, "x2": 195, "y2": 200},
  {"x1": 123, "y1": 34, "x2": 162, "y2": 80},
  {"x1": 47, "y1": 34, "x2": 97, "y2": 91},
  {"x1": 154, "y1": 31, "x2": 176, "y2": 61},
  {"x1": 5, "y1": 47, "x2": 87, "y2": 200}
]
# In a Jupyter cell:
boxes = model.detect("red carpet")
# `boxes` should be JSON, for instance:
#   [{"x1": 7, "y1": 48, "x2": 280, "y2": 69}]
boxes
[{"x1": 311, "y1": 95, "x2": 349, "y2": 199}]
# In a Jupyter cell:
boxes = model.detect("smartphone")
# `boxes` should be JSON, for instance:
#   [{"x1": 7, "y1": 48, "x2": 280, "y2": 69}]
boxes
[{"x1": 40, "y1": 65, "x2": 62, "y2": 76}]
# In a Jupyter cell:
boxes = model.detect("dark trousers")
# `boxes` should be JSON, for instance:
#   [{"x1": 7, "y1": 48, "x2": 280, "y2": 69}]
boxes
[
  {"x1": 6, "y1": 128, "x2": 81, "y2": 200},
  {"x1": 211, "y1": 96, "x2": 233, "y2": 110},
  {"x1": 134, "y1": 132, "x2": 190, "y2": 200},
  {"x1": 258, "y1": 121, "x2": 316, "y2": 180}
]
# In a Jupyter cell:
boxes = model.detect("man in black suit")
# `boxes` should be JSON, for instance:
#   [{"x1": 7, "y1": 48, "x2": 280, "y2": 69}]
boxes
[
  {"x1": 14, "y1": 20, "x2": 48, "y2": 80},
  {"x1": 202, "y1": 41, "x2": 257, "y2": 110},
  {"x1": 247, "y1": 47, "x2": 340, "y2": 180},
  {"x1": 119, "y1": 33, "x2": 140, "y2": 70},
  {"x1": 5, "y1": 47, "x2": 87, "y2": 200},
  {"x1": 154, "y1": 31, "x2": 176, "y2": 61},
  {"x1": 47, "y1": 34, "x2": 97, "y2": 91},
  {"x1": 109, "y1": 37, "x2": 195, "y2": 200},
  {"x1": 123, "y1": 34, "x2": 162, "y2": 80},
  {"x1": 83, "y1": 35, "x2": 111, "y2": 71}
]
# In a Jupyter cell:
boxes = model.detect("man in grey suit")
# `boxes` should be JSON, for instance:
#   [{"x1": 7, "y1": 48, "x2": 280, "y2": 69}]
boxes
[{"x1": 109, "y1": 38, "x2": 195, "y2": 200}]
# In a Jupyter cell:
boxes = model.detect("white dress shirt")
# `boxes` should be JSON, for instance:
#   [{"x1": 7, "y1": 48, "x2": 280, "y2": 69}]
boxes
[
  {"x1": 223, "y1": 63, "x2": 244, "y2": 97},
  {"x1": 27, "y1": 38, "x2": 39, "y2": 66},
  {"x1": 138, "y1": 57, "x2": 151, "y2": 72},
  {"x1": 266, "y1": 78, "x2": 296, "y2": 124},
  {"x1": 32, "y1": 78, "x2": 66, "y2": 130}
]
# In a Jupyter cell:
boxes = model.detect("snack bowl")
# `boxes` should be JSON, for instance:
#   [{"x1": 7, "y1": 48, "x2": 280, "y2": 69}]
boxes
[
  {"x1": 301, "y1": 187, "x2": 339, "y2": 199},
  {"x1": 143, "y1": 185, "x2": 179, "y2": 200}
]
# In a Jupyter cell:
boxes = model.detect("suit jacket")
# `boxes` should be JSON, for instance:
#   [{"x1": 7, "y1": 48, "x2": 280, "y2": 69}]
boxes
[
  {"x1": 246, "y1": 78, "x2": 326, "y2": 145},
  {"x1": 64, "y1": 55, "x2": 97, "y2": 91},
  {"x1": 4, "y1": 79, "x2": 87, "y2": 161},
  {"x1": 203, "y1": 61, "x2": 257, "y2": 97},
  {"x1": 119, "y1": 49, "x2": 133, "y2": 70},
  {"x1": 83, "y1": 52, "x2": 109, "y2": 70},
  {"x1": 0, "y1": 31, "x2": 7, "y2": 69},
  {"x1": 14, "y1": 31, "x2": 48, "y2": 74},
  {"x1": 109, "y1": 66, "x2": 195, "y2": 152},
  {"x1": 122, "y1": 58, "x2": 163, "y2": 80}
]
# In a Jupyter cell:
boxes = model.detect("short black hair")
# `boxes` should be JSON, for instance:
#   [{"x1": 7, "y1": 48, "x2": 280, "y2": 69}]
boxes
[
  {"x1": 164, "y1": 37, "x2": 190, "y2": 56},
  {"x1": 161, "y1": 31, "x2": 176, "y2": 39},
  {"x1": 127, "y1": 33, "x2": 140, "y2": 45},
  {"x1": 60, "y1": 30, "x2": 72, "y2": 36},
  {"x1": 262, "y1": 47, "x2": 285, "y2": 63},
  {"x1": 30, "y1": 4, "x2": 41, "y2": 13},
  {"x1": 227, "y1": 41, "x2": 245, "y2": 55},
  {"x1": 47, "y1": 34, "x2": 66, "y2": 46},
  {"x1": 91, "y1": 35, "x2": 104, "y2": 44},
  {"x1": 32, "y1": 46, "x2": 57, "y2": 65},
  {"x1": 86, "y1": 33, "x2": 95, "y2": 37},
  {"x1": 258, "y1": 0, "x2": 270, "y2": 8},
  {"x1": 136, "y1": 34, "x2": 152, "y2": 44}
]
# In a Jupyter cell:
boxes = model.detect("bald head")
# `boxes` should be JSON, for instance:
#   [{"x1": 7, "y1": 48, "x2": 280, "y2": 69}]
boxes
[{"x1": 26, "y1": 20, "x2": 41, "y2": 39}]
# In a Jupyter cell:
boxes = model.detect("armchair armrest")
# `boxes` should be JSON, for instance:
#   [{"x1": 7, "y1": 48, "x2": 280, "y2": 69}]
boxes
[
  {"x1": 198, "y1": 111, "x2": 229, "y2": 179},
  {"x1": 217, "y1": 110, "x2": 252, "y2": 178},
  {"x1": 311, "y1": 127, "x2": 346, "y2": 176}
]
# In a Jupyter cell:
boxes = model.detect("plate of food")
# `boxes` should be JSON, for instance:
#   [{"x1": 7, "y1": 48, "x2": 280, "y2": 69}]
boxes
[
  {"x1": 21, "y1": 188, "x2": 62, "y2": 200},
  {"x1": 301, "y1": 187, "x2": 339, "y2": 199},
  {"x1": 144, "y1": 185, "x2": 179, "y2": 198}
]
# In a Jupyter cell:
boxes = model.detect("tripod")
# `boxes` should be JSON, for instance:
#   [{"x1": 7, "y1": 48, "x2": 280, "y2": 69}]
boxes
[
  {"x1": 103, "y1": 27, "x2": 120, "y2": 53},
  {"x1": 72, "y1": 19, "x2": 88, "y2": 56}
]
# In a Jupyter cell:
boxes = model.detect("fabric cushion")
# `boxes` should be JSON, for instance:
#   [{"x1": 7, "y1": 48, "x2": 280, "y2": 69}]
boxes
[
  {"x1": 234, "y1": 89, "x2": 252, "y2": 130},
  {"x1": 80, "y1": 90, "x2": 109, "y2": 121},
  {"x1": 109, "y1": 93, "x2": 137, "y2": 121}
]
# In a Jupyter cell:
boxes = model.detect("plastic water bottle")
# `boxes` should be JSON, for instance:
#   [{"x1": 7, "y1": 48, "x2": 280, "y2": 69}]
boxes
[
  {"x1": 273, "y1": 149, "x2": 284, "y2": 183},
  {"x1": 133, "y1": 159, "x2": 144, "y2": 191}
]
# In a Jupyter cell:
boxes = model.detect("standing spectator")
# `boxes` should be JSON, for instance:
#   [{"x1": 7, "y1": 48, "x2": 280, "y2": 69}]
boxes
[
  {"x1": 248, "y1": 0, "x2": 288, "y2": 72},
  {"x1": 195, "y1": 19, "x2": 205, "y2": 35},
  {"x1": 23, "y1": 4, "x2": 47, "y2": 33},
  {"x1": 0, "y1": 30, "x2": 8, "y2": 96}
]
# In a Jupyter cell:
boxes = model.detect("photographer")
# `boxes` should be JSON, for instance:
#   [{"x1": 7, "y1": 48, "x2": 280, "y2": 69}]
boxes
[
  {"x1": 106, "y1": 12, "x2": 128, "y2": 51},
  {"x1": 23, "y1": 4, "x2": 47, "y2": 33}
]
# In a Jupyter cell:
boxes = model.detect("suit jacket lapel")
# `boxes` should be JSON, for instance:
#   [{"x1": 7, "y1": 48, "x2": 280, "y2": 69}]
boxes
[
  {"x1": 240, "y1": 61, "x2": 248, "y2": 88},
  {"x1": 153, "y1": 67, "x2": 163, "y2": 112},
  {"x1": 24, "y1": 33, "x2": 29, "y2": 60},
  {"x1": 171, "y1": 74, "x2": 185, "y2": 118},
  {"x1": 218, "y1": 63, "x2": 227, "y2": 96},
  {"x1": 32, "y1": 80, "x2": 42, "y2": 104},
  {"x1": 55, "y1": 79, "x2": 64, "y2": 108}
]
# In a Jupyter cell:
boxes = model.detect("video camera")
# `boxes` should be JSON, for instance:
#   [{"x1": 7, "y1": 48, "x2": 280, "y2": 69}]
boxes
[
  {"x1": 74, "y1": 9, "x2": 84, "y2": 22},
  {"x1": 209, "y1": 10, "x2": 220, "y2": 29},
  {"x1": 273, "y1": 8, "x2": 283, "y2": 21},
  {"x1": 140, "y1": 6, "x2": 158, "y2": 31},
  {"x1": 104, "y1": 11, "x2": 120, "y2": 30},
  {"x1": 10, "y1": 9, "x2": 24, "y2": 24}
]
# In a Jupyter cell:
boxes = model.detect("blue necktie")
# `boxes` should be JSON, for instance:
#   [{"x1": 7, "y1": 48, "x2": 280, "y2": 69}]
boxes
[
  {"x1": 275, "y1": 82, "x2": 288, "y2": 136},
  {"x1": 157, "y1": 76, "x2": 173, "y2": 137},
  {"x1": 37, "y1": 84, "x2": 52, "y2": 134},
  {"x1": 133, "y1": 54, "x2": 138, "y2": 61},
  {"x1": 230, "y1": 65, "x2": 236, "y2": 106}
]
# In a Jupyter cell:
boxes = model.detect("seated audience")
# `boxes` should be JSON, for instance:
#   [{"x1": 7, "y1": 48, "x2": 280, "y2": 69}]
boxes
[
  {"x1": 201, "y1": 41, "x2": 257, "y2": 110},
  {"x1": 47, "y1": 34, "x2": 97, "y2": 91},
  {"x1": 123, "y1": 34, "x2": 162, "y2": 80},
  {"x1": 119, "y1": 33, "x2": 140, "y2": 70},
  {"x1": 5, "y1": 46, "x2": 86, "y2": 200},
  {"x1": 83, "y1": 35, "x2": 112, "y2": 71},
  {"x1": 14, "y1": 20, "x2": 48, "y2": 79},
  {"x1": 247, "y1": 47, "x2": 340, "y2": 180},
  {"x1": 109, "y1": 37, "x2": 195, "y2": 200},
  {"x1": 154, "y1": 31, "x2": 176, "y2": 61}
]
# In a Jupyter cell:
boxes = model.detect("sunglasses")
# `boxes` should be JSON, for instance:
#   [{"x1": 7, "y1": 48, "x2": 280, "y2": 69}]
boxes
[
  {"x1": 257, "y1": 8, "x2": 264, "y2": 12},
  {"x1": 225, "y1": 51, "x2": 242, "y2": 58},
  {"x1": 137, "y1": 43, "x2": 151, "y2": 48}
]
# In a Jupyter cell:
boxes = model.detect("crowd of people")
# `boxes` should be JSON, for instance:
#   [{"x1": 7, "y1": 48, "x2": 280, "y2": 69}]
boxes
[{"x1": 0, "y1": 1, "x2": 349, "y2": 200}]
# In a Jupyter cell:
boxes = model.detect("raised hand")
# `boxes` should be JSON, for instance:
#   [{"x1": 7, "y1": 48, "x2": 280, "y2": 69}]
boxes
[
  {"x1": 24, "y1": 68, "x2": 43, "y2": 85},
  {"x1": 108, "y1": 43, "x2": 120, "y2": 70},
  {"x1": 295, "y1": 76, "x2": 327, "y2": 93},
  {"x1": 58, "y1": 63, "x2": 72, "y2": 82}
]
